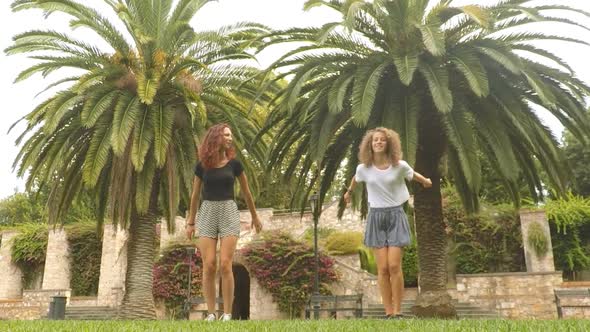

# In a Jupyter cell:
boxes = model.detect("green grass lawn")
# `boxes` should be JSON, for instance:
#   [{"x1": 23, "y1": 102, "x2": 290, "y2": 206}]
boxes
[{"x1": 1, "y1": 319, "x2": 590, "y2": 332}]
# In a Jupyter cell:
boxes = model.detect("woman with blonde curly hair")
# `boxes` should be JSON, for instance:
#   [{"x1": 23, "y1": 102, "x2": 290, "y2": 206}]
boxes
[
  {"x1": 344, "y1": 127, "x2": 431, "y2": 319},
  {"x1": 186, "y1": 123, "x2": 262, "y2": 322}
]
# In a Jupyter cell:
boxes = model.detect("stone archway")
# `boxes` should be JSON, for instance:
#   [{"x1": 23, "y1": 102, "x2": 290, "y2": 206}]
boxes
[{"x1": 231, "y1": 263, "x2": 250, "y2": 320}]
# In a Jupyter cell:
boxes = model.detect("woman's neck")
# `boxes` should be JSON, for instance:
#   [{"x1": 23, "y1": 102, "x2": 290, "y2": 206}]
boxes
[{"x1": 373, "y1": 153, "x2": 389, "y2": 166}]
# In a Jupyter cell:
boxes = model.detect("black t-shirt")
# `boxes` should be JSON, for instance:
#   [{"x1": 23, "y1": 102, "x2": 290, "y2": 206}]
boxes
[{"x1": 194, "y1": 159, "x2": 244, "y2": 201}]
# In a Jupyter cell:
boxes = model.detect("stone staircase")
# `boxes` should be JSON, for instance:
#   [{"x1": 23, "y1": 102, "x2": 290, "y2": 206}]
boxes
[
  {"x1": 64, "y1": 306, "x2": 118, "y2": 320},
  {"x1": 363, "y1": 300, "x2": 499, "y2": 319},
  {"x1": 62, "y1": 301, "x2": 497, "y2": 320}
]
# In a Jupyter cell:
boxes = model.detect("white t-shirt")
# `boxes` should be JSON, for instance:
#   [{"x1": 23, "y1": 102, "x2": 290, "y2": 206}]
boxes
[{"x1": 355, "y1": 160, "x2": 414, "y2": 208}]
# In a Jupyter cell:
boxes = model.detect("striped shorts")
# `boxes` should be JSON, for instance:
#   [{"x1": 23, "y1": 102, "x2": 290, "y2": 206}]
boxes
[
  {"x1": 197, "y1": 200, "x2": 241, "y2": 238},
  {"x1": 364, "y1": 205, "x2": 411, "y2": 248}
]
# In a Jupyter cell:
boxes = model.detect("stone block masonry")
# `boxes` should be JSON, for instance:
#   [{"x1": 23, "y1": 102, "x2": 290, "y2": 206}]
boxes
[
  {"x1": 0, "y1": 231, "x2": 23, "y2": 298},
  {"x1": 456, "y1": 271, "x2": 562, "y2": 319}
]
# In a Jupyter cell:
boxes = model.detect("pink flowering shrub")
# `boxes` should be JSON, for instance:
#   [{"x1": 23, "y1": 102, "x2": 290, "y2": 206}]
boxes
[
  {"x1": 153, "y1": 243, "x2": 202, "y2": 319},
  {"x1": 241, "y1": 231, "x2": 339, "y2": 317}
]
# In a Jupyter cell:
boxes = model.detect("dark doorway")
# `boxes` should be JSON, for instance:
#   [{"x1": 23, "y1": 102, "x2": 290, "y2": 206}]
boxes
[
  {"x1": 232, "y1": 263, "x2": 250, "y2": 320},
  {"x1": 218, "y1": 263, "x2": 250, "y2": 320}
]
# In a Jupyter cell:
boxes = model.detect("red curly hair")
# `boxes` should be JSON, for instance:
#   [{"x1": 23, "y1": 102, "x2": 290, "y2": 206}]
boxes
[{"x1": 198, "y1": 123, "x2": 236, "y2": 169}]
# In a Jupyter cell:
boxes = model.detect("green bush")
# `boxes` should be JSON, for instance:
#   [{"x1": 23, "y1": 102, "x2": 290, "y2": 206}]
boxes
[
  {"x1": 324, "y1": 231, "x2": 363, "y2": 255},
  {"x1": 358, "y1": 247, "x2": 377, "y2": 275},
  {"x1": 546, "y1": 194, "x2": 590, "y2": 274},
  {"x1": 302, "y1": 227, "x2": 335, "y2": 248},
  {"x1": 10, "y1": 224, "x2": 48, "y2": 288},
  {"x1": 443, "y1": 186, "x2": 525, "y2": 274},
  {"x1": 65, "y1": 223, "x2": 102, "y2": 296},
  {"x1": 527, "y1": 222, "x2": 549, "y2": 257},
  {"x1": 402, "y1": 242, "x2": 419, "y2": 287},
  {"x1": 0, "y1": 189, "x2": 96, "y2": 226},
  {"x1": 0, "y1": 193, "x2": 45, "y2": 226}
]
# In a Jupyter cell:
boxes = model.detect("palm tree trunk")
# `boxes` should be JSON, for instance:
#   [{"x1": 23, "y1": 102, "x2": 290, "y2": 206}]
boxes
[
  {"x1": 119, "y1": 175, "x2": 160, "y2": 319},
  {"x1": 411, "y1": 109, "x2": 457, "y2": 318},
  {"x1": 118, "y1": 211, "x2": 157, "y2": 319}
]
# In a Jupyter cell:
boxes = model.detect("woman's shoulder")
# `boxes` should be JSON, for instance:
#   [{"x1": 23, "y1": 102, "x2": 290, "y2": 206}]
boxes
[
  {"x1": 357, "y1": 163, "x2": 369, "y2": 170},
  {"x1": 229, "y1": 158, "x2": 242, "y2": 166},
  {"x1": 393, "y1": 160, "x2": 413, "y2": 171},
  {"x1": 228, "y1": 159, "x2": 244, "y2": 174}
]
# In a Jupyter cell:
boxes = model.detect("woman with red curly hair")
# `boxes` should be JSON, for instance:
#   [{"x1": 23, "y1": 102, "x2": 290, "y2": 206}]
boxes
[
  {"x1": 344, "y1": 127, "x2": 431, "y2": 319},
  {"x1": 186, "y1": 123, "x2": 262, "y2": 322}
]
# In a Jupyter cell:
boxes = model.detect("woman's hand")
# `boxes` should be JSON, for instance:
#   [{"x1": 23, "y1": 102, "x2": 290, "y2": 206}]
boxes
[
  {"x1": 422, "y1": 178, "x2": 432, "y2": 188},
  {"x1": 251, "y1": 215, "x2": 262, "y2": 233},
  {"x1": 344, "y1": 190, "x2": 352, "y2": 205},
  {"x1": 186, "y1": 222, "x2": 196, "y2": 239}
]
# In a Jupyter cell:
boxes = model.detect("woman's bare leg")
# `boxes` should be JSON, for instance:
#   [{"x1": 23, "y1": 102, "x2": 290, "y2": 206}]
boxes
[
  {"x1": 219, "y1": 236, "x2": 238, "y2": 315},
  {"x1": 388, "y1": 246, "x2": 404, "y2": 315},
  {"x1": 199, "y1": 237, "x2": 218, "y2": 315},
  {"x1": 374, "y1": 247, "x2": 393, "y2": 316}
]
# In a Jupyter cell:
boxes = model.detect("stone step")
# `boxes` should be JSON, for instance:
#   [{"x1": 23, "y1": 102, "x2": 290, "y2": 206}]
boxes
[
  {"x1": 66, "y1": 306, "x2": 114, "y2": 311},
  {"x1": 367, "y1": 302, "x2": 495, "y2": 310},
  {"x1": 364, "y1": 302, "x2": 499, "y2": 319},
  {"x1": 64, "y1": 306, "x2": 118, "y2": 320},
  {"x1": 363, "y1": 309, "x2": 497, "y2": 315},
  {"x1": 365, "y1": 305, "x2": 495, "y2": 312}
]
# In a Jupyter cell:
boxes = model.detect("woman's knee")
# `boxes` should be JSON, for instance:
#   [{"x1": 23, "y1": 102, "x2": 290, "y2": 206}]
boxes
[
  {"x1": 377, "y1": 265, "x2": 390, "y2": 277},
  {"x1": 202, "y1": 259, "x2": 217, "y2": 276},
  {"x1": 219, "y1": 258, "x2": 233, "y2": 275},
  {"x1": 389, "y1": 263, "x2": 402, "y2": 275}
]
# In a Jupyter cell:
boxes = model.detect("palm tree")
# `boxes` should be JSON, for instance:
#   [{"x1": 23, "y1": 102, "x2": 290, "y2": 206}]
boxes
[
  {"x1": 7, "y1": 0, "x2": 273, "y2": 318},
  {"x1": 258, "y1": 0, "x2": 590, "y2": 317}
]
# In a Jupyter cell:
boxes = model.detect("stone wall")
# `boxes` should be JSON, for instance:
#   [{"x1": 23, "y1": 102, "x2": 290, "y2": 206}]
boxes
[
  {"x1": 249, "y1": 274, "x2": 289, "y2": 320},
  {"x1": 160, "y1": 217, "x2": 188, "y2": 249},
  {"x1": 0, "y1": 289, "x2": 71, "y2": 320},
  {"x1": 555, "y1": 286, "x2": 590, "y2": 318},
  {"x1": 69, "y1": 296, "x2": 98, "y2": 306},
  {"x1": 329, "y1": 256, "x2": 380, "y2": 306},
  {"x1": 238, "y1": 202, "x2": 365, "y2": 248},
  {"x1": 158, "y1": 201, "x2": 364, "y2": 252},
  {"x1": 0, "y1": 299, "x2": 39, "y2": 320},
  {"x1": 42, "y1": 228, "x2": 70, "y2": 290},
  {"x1": 456, "y1": 271, "x2": 562, "y2": 319},
  {"x1": 0, "y1": 231, "x2": 23, "y2": 298}
]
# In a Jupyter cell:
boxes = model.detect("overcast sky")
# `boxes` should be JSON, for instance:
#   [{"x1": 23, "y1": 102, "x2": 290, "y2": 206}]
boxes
[{"x1": 0, "y1": 0, "x2": 589, "y2": 199}]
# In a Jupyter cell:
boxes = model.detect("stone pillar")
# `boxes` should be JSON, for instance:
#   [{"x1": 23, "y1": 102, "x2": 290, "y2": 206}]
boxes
[
  {"x1": 97, "y1": 224, "x2": 128, "y2": 306},
  {"x1": 41, "y1": 227, "x2": 71, "y2": 290},
  {"x1": 160, "y1": 216, "x2": 188, "y2": 250},
  {"x1": 0, "y1": 231, "x2": 23, "y2": 298},
  {"x1": 520, "y1": 210, "x2": 555, "y2": 272}
]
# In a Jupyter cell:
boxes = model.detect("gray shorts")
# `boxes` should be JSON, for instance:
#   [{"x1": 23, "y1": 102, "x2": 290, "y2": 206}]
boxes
[
  {"x1": 364, "y1": 205, "x2": 411, "y2": 248},
  {"x1": 197, "y1": 200, "x2": 240, "y2": 238}
]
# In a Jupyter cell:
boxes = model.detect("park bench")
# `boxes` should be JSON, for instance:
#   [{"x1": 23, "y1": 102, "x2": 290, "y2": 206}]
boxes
[
  {"x1": 554, "y1": 288, "x2": 590, "y2": 319},
  {"x1": 305, "y1": 294, "x2": 363, "y2": 319},
  {"x1": 185, "y1": 296, "x2": 224, "y2": 319}
]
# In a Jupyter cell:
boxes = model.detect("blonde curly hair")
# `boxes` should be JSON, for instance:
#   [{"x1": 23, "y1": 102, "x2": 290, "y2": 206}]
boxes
[{"x1": 358, "y1": 127, "x2": 402, "y2": 166}]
